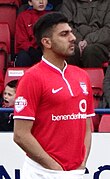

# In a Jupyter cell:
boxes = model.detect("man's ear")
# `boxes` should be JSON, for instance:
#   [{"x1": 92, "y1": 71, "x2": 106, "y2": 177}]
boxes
[
  {"x1": 41, "y1": 38, "x2": 52, "y2": 49},
  {"x1": 28, "y1": 0, "x2": 32, "y2": 6}
]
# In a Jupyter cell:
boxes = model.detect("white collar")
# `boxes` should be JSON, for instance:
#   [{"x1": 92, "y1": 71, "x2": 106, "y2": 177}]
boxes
[{"x1": 42, "y1": 56, "x2": 67, "y2": 74}]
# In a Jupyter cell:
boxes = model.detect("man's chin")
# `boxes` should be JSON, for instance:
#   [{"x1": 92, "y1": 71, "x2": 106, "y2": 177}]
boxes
[
  {"x1": 70, "y1": 50, "x2": 75, "y2": 55},
  {"x1": 66, "y1": 51, "x2": 75, "y2": 57}
]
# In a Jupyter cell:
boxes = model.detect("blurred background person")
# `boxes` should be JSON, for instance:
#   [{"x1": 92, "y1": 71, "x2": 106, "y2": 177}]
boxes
[
  {"x1": 0, "y1": 80, "x2": 18, "y2": 131},
  {"x1": 99, "y1": 62, "x2": 110, "y2": 109},
  {"x1": 15, "y1": 0, "x2": 52, "y2": 67},
  {"x1": 60, "y1": 0, "x2": 110, "y2": 68}
]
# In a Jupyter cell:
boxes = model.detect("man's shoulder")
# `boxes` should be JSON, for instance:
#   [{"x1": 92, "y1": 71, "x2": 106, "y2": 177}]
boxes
[
  {"x1": 25, "y1": 62, "x2": 43, "y2": 76},
  {"x1": 68, "y1": 65, "x2": 87, "y2": 74},
  {"x1": 18, "y1": 63, "x2": 43, "y2": 86},
  {"x1": 67, "y1": 65, "x2": 90, "y2": 81}
]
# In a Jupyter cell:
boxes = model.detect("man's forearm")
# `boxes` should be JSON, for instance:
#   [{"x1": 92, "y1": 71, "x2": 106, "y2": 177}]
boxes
[
  {"x1": 83, "y1": 118, "x2": 92, "y2": 165},
  {"x1": 14, "y1": 130, "x2": 63, "y2": 170}
]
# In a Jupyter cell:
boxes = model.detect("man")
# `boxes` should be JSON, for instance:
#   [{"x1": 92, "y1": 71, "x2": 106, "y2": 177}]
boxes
[
  {"x1": 60, "y1": 0, "x2": 110, "y2": 67},
  {"x1": 0, "y1": 80, "x2": 18, "y2": 131},
  {"x1": 13, "y1": 12, "x2": 95, "y2": 179}
]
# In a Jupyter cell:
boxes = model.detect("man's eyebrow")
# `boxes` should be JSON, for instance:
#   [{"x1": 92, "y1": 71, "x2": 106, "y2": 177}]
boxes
[{"x1": 59, "y1": 29, "x2": 73, "y2": 34}]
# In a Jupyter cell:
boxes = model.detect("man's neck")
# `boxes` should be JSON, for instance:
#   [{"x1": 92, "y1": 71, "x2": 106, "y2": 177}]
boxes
[{"x1": 43, "y1": 53, "x2": 66, "y2": 71}]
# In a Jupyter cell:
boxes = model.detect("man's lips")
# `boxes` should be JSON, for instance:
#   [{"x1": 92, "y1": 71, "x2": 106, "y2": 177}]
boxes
[
  {"x1": 69, "y1": 45, "x2": 75, "y2": 50},
  {"x1": 39, "y1": 5, "x2": 44, "y2": 8},
  {"x1": 4, "y1": 99, "x2": 9, "y2": 103}
]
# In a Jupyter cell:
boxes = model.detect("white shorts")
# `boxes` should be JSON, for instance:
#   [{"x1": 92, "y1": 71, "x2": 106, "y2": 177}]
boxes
[{"x1": 21, "y1": 156, "x2": 85, "y2": 179}]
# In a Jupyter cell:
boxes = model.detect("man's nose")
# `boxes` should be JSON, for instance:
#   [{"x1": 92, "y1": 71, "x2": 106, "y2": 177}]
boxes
[
  {"x1": 39, "y1": 0, "x2": 43, "y2": 3},
  {"x1": 70, "y1": 33, "x2": 76, "y2": 42}
]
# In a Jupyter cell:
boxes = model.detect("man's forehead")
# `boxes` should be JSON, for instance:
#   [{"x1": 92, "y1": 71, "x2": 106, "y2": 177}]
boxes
[
  {"x1": 4, "y1": 86, "x2": 15, "y2": 93},
  {"x1": 53, "y1": 23, "x2": 72, "y2": 32}
]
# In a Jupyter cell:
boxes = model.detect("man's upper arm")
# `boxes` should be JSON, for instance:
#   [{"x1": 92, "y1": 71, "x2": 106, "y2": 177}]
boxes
[{"x1": 14, "y1": 119, "x2": 34, "y2": 140}]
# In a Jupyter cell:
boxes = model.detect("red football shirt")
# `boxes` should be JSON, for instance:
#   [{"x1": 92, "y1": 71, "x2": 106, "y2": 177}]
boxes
[{"x1": 14, "y1": 57, "x2": 95, "y2": 170}]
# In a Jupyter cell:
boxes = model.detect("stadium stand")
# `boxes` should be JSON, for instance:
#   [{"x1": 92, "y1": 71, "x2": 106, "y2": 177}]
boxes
[
  {"x1": 83, "y1": 68, "x2": 104, "y2": 132},
  {"x1": 4, "y1": 67, "x2": 28, "y2": 86},
  {"x1": 99, "y1": 114, "x2": 110, "y2": 132}
]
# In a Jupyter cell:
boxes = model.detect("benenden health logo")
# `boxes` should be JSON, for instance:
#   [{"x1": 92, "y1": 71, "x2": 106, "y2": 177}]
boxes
[{"x1": 52, "y1": 99, "x2": 87, "y2": 121}]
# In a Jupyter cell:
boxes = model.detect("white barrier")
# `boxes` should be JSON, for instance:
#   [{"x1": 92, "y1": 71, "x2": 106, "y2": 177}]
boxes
[{"x1": 0, "y1": 133, "x2": 110, "y2": 179}]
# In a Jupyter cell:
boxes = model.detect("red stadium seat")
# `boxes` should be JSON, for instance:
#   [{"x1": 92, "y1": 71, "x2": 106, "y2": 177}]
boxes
[
  {"x1": 83, "y1": 68, "x2": 104, "y2": 132},
  {"x1": 0, "y1": 51, "x2": 8, "y2": 76},
  {"x1": 0, "y1": 70, "x2": 4, "y2": 95},
  {"x1": 0, "y1": 0, "x2": 21, "y2": 39},
  {"x1": 0, "y1": 23, "x2": 10, "y2": 53},
  {"x1": 99, "y1": 115, "x2": 110, "y2": 132},
  {"x1": 0, "y1": 23, "x2": 11, "y2": 75},
  {"x1": 0, "y1": 0, "x2": 22, "y2": 60},
  {"x1": 83, "y1": 68, "x2": 104, "y2": 99},
  {"x1": 4, "y1": 67, "x2": 29, "y2": 86}
]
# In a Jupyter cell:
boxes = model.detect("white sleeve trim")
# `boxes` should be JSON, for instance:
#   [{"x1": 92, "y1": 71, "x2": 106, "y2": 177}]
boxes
[
  {"x1": 86, "y1": 113, "x2": 95, "y2": 118},
  {"x1": 13, "y1": 116, "x2": 35, "y2": 120}
]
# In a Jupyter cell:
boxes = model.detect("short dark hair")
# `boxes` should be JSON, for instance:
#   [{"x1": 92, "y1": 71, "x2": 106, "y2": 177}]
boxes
[
  {"x1": 6, "y1": 80, "x2": 18, "y2": 89},
  {"x1": 33, "y1": 12, "x2": 68, "y2": 48}
]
